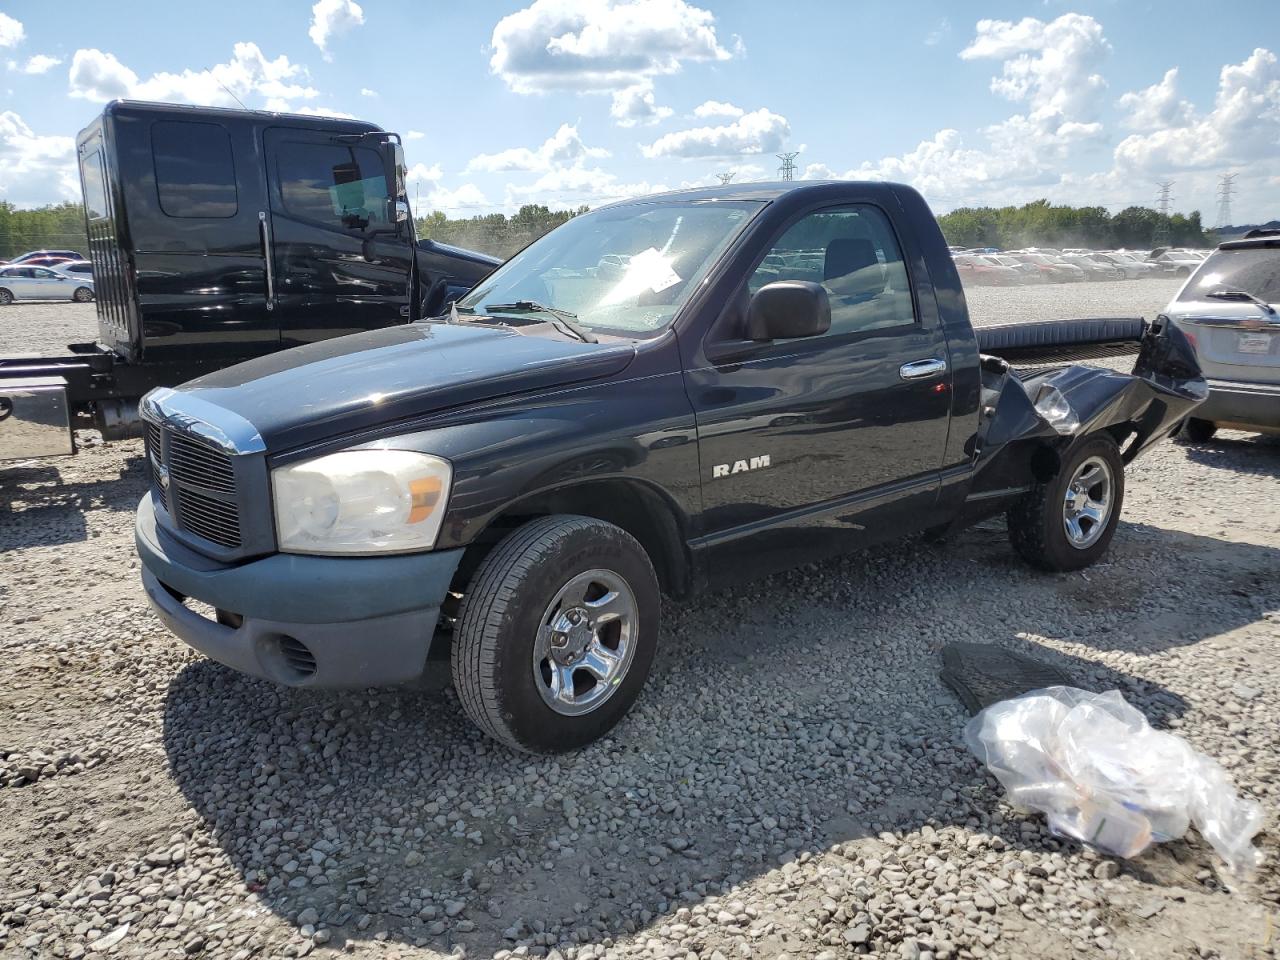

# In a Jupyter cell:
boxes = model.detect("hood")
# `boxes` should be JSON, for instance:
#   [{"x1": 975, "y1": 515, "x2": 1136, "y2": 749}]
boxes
[{"x1": 173, "y1": 321, "x2": 635, "y2": 451}]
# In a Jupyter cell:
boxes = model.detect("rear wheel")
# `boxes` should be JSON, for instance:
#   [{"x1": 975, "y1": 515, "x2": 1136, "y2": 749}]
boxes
[
  {"x1": 72, "y1": 286, "x2": 94, "y2": 302},
  {"x1": 1007, "y1": 434, "x2": 1125, "y2": 572},
  {"x1": 0, "y1": 288, "x2": 12, "y2": 305},
  {"x1": 451, "y1": 515, "x2": 660, "y2": 753},
  {"x1": 1182, "y1": 418, "x2": 1217, "y2": 443}
]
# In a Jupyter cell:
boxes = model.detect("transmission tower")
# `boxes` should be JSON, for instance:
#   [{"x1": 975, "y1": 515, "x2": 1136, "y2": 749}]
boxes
[
  {"x1": 1215, "y1": 173, "x2": 1237, "y2": 229},
  {"x1": 1153, "y1": 180, "x2": 1175, "y2": 247},
  {"x1": 716, "y1": 171, "x2": 736, "y2": 185},
  {"x1": 776, "y1": 152, "x2": 799, "y2": 181}
]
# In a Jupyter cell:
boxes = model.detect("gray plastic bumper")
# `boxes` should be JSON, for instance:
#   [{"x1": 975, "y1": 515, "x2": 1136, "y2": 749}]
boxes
[
  {"x1": 1198, "y1": 379, "x2": 1280, "y2": 430},
  {"x1": 136, "y1": 494, "x2": 463, "y2": 687}
]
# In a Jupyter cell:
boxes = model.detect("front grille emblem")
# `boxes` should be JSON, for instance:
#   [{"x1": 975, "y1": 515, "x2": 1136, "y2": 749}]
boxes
[{"x1": 156, "y1": 463, "x2": 171, "y2": 490}]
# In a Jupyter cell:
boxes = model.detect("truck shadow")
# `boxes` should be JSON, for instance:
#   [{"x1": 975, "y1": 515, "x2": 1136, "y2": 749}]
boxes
[
  {"x1": 1178, "y1": 433, "x2": 1280, "y2": 476},
  {"x1": 159, "y1": 519, "x2": 1277, "y2": 955},
  {"x1": 0, "y1": 455, "x2": 146, "y2": 547}
]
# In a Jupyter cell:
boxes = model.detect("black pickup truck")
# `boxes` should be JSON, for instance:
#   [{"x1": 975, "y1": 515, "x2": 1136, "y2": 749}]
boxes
[
  {"x1": 135, "y1": 181, "x2": 1205, "y2": 752},
  {"x1": 0, "y1": 101, "x2": 496, "y2": 462}
]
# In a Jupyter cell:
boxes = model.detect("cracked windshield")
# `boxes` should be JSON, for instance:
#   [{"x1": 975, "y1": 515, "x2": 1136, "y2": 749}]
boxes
[{"x1": 456, "y1": 200, "x2": 761, "y2": 337}]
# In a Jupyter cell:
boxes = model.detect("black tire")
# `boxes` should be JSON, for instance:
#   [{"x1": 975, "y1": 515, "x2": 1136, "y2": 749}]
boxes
[
  {"x1": 0, "y1": 288, "x2": 12, "y2": 305},
  {"x1": 451, "y1": 515, "x2": 660, "y2": 753},
  {"x1": 1007, "y1": 434, "x2": 1125, "y2": 572},
  {"x1": 72, "y1": 286, "x2": 94, "y2": 302},
  {"x1": 1182, "y1": 418, "x2": 1217, "y2": 443}
]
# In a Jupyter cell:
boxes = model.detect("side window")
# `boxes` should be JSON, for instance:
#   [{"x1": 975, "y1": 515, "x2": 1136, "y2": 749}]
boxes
[
  {"x1": 748, "y1": 204, "x2": 915, "y2": 336},
  {"x1": 274, "y1": 141, "x2": 389, "y2": 232},
  {"x1": 32, "y1": 269, "x2": 56, "y2": 278},
  {"x1": 152, "y1": 121, "x2": 238, "y2": 218},
  {"x1": 81, "y1": 149, "x2": 110, "y2": 221}
]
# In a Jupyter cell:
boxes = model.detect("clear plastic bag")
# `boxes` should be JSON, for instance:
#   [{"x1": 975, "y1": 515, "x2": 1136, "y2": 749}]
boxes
[{"x1": 964, "y1": 687, "x2": 1264, "y2": 875}]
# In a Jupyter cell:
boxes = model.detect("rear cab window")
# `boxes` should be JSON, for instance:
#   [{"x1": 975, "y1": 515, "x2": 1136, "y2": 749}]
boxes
[{"x1": 151, "y1": 121, "x2": 238, "y2": 219}]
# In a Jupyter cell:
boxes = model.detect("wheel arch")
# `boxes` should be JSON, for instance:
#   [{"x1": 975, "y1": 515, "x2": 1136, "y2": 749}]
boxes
[{"x1": 454, "y1": 478, "x2": 694, "y2": 600}]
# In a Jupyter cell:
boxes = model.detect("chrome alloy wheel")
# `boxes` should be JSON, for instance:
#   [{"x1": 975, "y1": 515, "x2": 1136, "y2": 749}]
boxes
[
  {"x1": 533, "y1": 569, "x2": 638, "y2": 716},
  {"x1": 1062, "y1": 455, "x2": 1114, "y2": 549}
]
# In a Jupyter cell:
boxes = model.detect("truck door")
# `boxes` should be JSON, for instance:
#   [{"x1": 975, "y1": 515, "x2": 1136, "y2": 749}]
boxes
[
  {"x1": 263, "y1": 127, "x2": 413, "y2": 346},
  {"x1": 684, "y1": 201, "x2": 953, "y2": 583}
]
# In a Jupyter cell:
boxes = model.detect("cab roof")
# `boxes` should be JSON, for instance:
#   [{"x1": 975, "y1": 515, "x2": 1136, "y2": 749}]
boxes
[{"x1": 607, "y1": 180, "x2": 907, "y2": 205}]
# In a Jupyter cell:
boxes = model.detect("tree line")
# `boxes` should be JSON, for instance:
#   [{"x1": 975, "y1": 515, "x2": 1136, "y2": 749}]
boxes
[
  {"x1": 0, "y1": 202, "x2": 89, "y2": 260},
  {"x1": 936, "y1": 199, "x2": 1209, "y2": 250},
  {"x1": 0, "y1": 196, "x2": 1214, "y2": 265}
]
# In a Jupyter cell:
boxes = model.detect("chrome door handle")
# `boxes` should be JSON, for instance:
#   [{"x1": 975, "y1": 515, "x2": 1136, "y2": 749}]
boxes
[
  {"x1": 258, "y1": 211, "x2": 275, "y2": 311},
  {"x1": 900, "y1": 358, "x2": 947, "y2": 380}
]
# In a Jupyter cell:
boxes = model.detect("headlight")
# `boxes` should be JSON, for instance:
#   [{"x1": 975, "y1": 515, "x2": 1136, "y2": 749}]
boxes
[
  {"x1": 1033, "y1": 385, "x2": 1080, "y2": 435},
  {"x1": 272, "y1": 450, "x2": 452, "y2": 555}
]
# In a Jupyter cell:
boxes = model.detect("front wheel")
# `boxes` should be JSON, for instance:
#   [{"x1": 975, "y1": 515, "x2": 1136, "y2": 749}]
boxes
[
  {"x1": 451, "y1": 515, "x2": 660, "y2": 753},
  {"x1": 72, "y1": 286, "x2": 94, "y2": 302},
  {"x1": 1007, "y1": 434, "x2": 1125, "y2": 572},
  {"x1": 0, "y1": 288, "x2": 12, "y2": 305}
]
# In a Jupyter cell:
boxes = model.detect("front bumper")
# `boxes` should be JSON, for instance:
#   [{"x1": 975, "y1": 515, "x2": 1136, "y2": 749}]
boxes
[
  {"x1": 136, "y1": 494, "x2": 464, "y2": 687},
  {"x1": 1198, "y1": 378, "x2": 1280, "y2": 431}
]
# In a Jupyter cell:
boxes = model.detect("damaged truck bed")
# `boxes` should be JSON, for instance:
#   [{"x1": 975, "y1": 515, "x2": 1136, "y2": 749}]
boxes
[{"x1": 134, "y1": 180, "x2": 1207, "y2": 752}]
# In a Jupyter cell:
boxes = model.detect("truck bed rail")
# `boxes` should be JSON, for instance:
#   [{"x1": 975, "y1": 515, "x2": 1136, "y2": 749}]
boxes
[{"x1": 976, "y1": 317, "x2": 1148, "y2": 364}]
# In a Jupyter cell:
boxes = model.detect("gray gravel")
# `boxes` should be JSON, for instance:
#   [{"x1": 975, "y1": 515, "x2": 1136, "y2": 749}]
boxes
[{"x1": 1, "y1": 289, "x2": 1277, "y2": 960}]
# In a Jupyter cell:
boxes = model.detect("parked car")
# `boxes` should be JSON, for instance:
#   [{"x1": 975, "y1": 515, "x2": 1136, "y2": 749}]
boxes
[
  {"x1": 0, "y1": 265, "x2": 95, "y2": 303},
  {"x1": 1151, "y1": 251, "x2": 1203, "y2": 277},
  {"x1": 9, "y1": 249, "x2": 85, "y2": 264},
  {"x1": 1013, "y1": 253, "x2": 1085, "y2": 282},
  {"x1": 1167, "y1": 233, "x2": 1280, "y2": 440},
  {"x1": 20, "y1": 256, "x2": 75, "y2": 269},
  {"x1": 53, "y1": 260, "x2": 94, "y2": 279},
  {"x1": 1060, "y1": 254, "x2": 1124, "y2": 281},
  {"x1": 987, "y1": 254, "x2": 1043, "y2": 283},
  {"x1": 1093, "y1": 252, "x2": 1157, "y2": 279},
  {"x1": 135, "y1": 180, "x2": 1204, "y2": 752},
  {"x1": 954, "y1": 254, "x2": 1022, "y2": 286}
]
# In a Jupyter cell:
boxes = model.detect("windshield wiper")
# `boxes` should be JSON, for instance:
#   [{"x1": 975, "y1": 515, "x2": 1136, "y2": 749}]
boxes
[
  {"x1": 482, "y1": 301, "x2": 598, "y2": 343},
  {"x1": 1205, "y1": 288, "x2": 1277, "y2": 315}
]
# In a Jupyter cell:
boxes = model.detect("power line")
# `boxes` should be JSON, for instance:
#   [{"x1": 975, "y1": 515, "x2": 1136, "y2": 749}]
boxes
[
  {"x1": 776, "y1": 152, "x2": 799, "y2": 181},
  {"x1": 1153, "y1": 180, "x2": 1175, "y2": 246},
  {"x1": 1215, "y1": 173, "x2": 1237, "y2": 229}
]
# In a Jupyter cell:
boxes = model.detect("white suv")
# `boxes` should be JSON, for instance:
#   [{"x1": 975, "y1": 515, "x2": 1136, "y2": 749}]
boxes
[{"x1": 1165, "y1": 231, "x2": 1280, "y2": 440}]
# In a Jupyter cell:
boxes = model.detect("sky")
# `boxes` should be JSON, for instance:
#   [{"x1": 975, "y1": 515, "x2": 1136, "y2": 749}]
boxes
[{"x1": 1, "y1": 0, "x2": 1278, "y2": 224}]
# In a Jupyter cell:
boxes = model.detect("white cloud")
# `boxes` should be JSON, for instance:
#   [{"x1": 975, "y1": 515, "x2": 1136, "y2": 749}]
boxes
[
  {"x1": 309, "y1": 0, "x2": 365, "y2": 59},
  {"x1": 0, "y1": 111, "x2": 78, "y2": 203},
  {"x1": 466, "y1": 122, "x2": 609, "y2": 173},
  {"x1": 692, "y1": 99, "x2": 742, "y2": 119},
  {"x1": 489, "y1": 0, "x2": 731, "y2": 95},
  {"x1": 11, "y1": 54, "x2": 61, "y2": 75},
  {"x1": 406, "y1": 130, "x2": 425, "y2": 140},
  {"x1": 360, "y1": 87, "x2": 378, "y2": 97},
  {"x1": 504, "y1": 165, "x2": 666, "y2": 208},
  {"x1": 641, "y1": 107, "x2": 790, "y2": 159},
  {"x1": 808, "y1": 14, "x2": 1111, "y2": 209},
  {"x1": 1118, "y1": 67, "x2": 1194, "y2": 131},
  {"x1": 407, "y1": 162, "x2": 444, "y2": 183},
  {"x1": 1114, "y1": 48, "x2": 1280, "y2": 174},
  {"x1": 0, "y1": 13, "x2": 23, "y2": 49},
  {"x1": 69, "y1": 43, "x2": 318, "y2": 108},
  {"x1": 610, "y1": 81, "x2": 672, "y2": 127},
  {"x1": 924, "y1": 18, "x2": 950, "y2": 47},
  {"x1": 294, "y1": 106, "x2": 355, "y2": 119}
]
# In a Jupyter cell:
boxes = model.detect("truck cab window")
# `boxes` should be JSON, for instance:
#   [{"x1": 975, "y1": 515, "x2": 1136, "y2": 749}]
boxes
[
  {"x1": 749, "y1": 204, "x2": 915, "y2": 336},
  {"x1": 275, "y1": 141, "x2": 389, "y2": 232},
  {"x1": 152, "y1": 121, "x2": 238, "y2": 218}
]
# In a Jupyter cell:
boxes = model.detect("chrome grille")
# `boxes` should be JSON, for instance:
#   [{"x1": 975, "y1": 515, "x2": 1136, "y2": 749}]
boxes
[
  {"x1": 147, "y1": 423, "x2": 243, "y2": 549},
  {"x1": 145, "y1": 422, "x2": 168, "y2": 513}
]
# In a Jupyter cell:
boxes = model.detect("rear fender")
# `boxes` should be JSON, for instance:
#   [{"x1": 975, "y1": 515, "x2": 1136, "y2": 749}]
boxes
[{"x1": 968, "y1": 319, "x2": 1206, "y2": 500}]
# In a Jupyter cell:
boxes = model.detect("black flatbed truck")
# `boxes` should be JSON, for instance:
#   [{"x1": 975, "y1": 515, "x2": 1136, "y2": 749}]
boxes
[
  {"x1": 0, "y1": 101, "x2": 497, "y2": 461},
  {"x1": 134, "y1": 179, "x2": 1206, "y2": 753}
]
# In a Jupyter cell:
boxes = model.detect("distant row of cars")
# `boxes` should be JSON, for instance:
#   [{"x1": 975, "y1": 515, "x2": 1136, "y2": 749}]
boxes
[
  {"x1": 952, "y1": 247, "x2": 1209, "y2": 286},
  {"x1": 0, "y1": 249, "x2": 95, "y2": 304}
]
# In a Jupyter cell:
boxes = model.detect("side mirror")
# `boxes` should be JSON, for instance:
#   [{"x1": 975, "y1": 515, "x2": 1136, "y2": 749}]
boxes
[{"x1": 746, "y1": 280, "x2": 831, "y2": 340}]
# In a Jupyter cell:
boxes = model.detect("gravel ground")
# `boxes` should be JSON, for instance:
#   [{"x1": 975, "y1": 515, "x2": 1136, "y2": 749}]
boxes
[{"x1": 2, "y1": 282, "x2": 1277, "y2": 960}]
